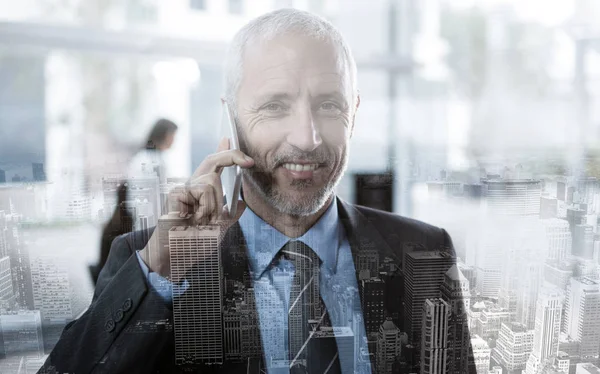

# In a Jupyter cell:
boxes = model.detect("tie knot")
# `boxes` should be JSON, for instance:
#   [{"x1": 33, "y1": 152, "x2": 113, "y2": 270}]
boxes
[{"x1": 279, "y1": 240, "x2": 321, "y2": 268}]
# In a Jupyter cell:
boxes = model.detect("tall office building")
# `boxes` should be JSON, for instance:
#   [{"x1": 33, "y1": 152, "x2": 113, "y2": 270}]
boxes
[
  {"x1": 31, "y1": 163, "x2": 45, "y2": 182},
  {"x1": 169, "y1": 225, "x2": 223, "y2": 365},
  {"x1": 360, "y1": 277, "x2": 385, "y2": 335},
  {"x1": 572, "y1": 224, "x2": 594, "y2": 260},
  {"x1": 567, "y1": 208, "x2": 586, "y2": 229},
  {"x1": 403, "y1": 250, "x2": 455, "y2": 346},
  {"x1": 482, "y1": 179, "x2": 542, "y2": 216},
  {"x1": 471, "y1": 335, "x2": 491, "y2": 374},
  {"x1": 0, "y1": 310, "x2": 43, "y2": 358},
  {"x1": 376, "y1": 318, "x2": 401, "y2": 374},
  {"x1": 440, "y1": 265, "x2": 471, "y2": 374},
  {"x1": 0, "y1": 256, "x2": 15, "y2": 309},
  {"x1": 0, "y1": 169, "x2": 5, "y2": 184},
  {"x1": 524, "y1": 287, "x2": 563, "y2": 374},
  {"x1": 30, "y1": 255, "x2": 72, "y2": 353},
  {"x1": 563, "y1": 277, "x2": 600, "y2": 359},
  {"x1": 557, "y1": 181, "x2": 566, "y2": 202},
  {"x1": 421, "y1": 298, "x2": 450, "y2": 374},
  {"x1": 492, "y1": 322, "x2": 534, "y2": 373},
  {"x1": 223, "y1": 308, "x2": 242, "y2": 361},
  {"x1": 576, "y1": 177, "x2": 599, "y2": 206},
  {"x1": 541, "y1": 219, "x2": 572, "y2": 262},
  {"x1": 3, "y1": 213, "x2": 33, "y2": 309}
]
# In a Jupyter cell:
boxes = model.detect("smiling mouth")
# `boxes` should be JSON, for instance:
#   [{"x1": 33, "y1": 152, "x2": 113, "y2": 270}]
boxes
[{"x1": 282, "y1": 163, "x2": 320, "y2": 172}]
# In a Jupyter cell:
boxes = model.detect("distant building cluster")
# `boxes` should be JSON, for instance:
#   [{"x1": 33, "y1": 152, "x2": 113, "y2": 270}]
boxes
[{"x1": 427, "y1": 170, "x2": 600, "y2": 373}]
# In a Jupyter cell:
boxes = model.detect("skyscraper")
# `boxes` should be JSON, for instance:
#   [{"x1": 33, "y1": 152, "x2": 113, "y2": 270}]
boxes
[
  {"x1": 576, "y1": 177, "x2": 599, "y2": 207},
  {"x1": 403, "y1": 250, "x2": 455, "y2": 346},
  {"x1": 421, "y1": 298, "x2": 450, "y2": 374},
  {"x1": 31, "y1": 163, "x2": 45, "y2": 182},
  {"x1": 525, "y1": 286, "x2": 563, "y2": 374},
  {"x1": 30, "y1": 255, "x2": 72, "y2": 352},
  {"x1": 541, "y1": 218, "x2": 572, "y2": 262},
  {"x1": 169, "y1": 225, "x2": 223, "y2": 365},
  {"x1": 533, "y1": 287, "x2": 563, "y2": 362},
  {"x1": 572, "y1": 224, "x2": 594, "y2": 260},
  {"x1": 563, "y1": 277, "x2": 600, "y2": 359},
  {"x1": 0, "y1": 256, "x2": 15, "y2": 309},
  {"x1": 557, "y1": 181, "x2": 566, "y2": 202},
  {"x1": 360, "y1": 277, "x2": 385, "y2": 335},
  {"x1": 376, "y1": 318, "x2": 401, "y2": 374},
  {"x1": 0, "y1": 169, "x2": 5, "y2": 184},
  {"x1": 440, "y1": 265, "x2": 471, "y2": 374}
]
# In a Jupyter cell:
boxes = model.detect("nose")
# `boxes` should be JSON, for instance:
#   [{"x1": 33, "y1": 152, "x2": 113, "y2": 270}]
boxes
[{"x1": 286, "y1": 105, "x2": 322, "y2": 152}]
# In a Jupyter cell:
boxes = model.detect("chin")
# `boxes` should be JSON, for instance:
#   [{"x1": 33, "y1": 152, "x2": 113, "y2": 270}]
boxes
[{"x1": 270, "y1": 189, "x2": 332, "y2": 217}]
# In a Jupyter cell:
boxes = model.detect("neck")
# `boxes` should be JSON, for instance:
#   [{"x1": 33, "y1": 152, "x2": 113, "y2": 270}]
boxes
[{"x1": 242, "y1": 184, "x2": 334, "y2": 238}]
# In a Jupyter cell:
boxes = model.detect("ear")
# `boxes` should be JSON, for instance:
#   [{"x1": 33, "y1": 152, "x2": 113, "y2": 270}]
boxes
[{"x1": 349, "y1": 93, "x2": 360, "y2": 139}]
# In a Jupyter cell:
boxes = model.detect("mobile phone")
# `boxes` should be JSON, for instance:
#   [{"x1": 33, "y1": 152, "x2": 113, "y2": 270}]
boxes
[{"x1": 221, "y1": 101, "x2": 243, "y2": 218}]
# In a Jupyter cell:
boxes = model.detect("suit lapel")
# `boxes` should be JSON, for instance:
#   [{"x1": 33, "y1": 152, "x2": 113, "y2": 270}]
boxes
[{"x1": 337, "y1": 198, "x2": 398, "y2": 267}]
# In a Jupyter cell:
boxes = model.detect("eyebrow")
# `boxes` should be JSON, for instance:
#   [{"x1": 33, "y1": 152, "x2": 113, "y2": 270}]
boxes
[{"x1": 253, "y1": 91, "x2": 349, "y2": 107}]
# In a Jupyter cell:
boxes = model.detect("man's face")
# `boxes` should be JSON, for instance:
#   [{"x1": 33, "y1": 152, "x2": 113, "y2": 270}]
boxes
[{"x1": 235, "y1": 33, "x2": 356, "y2": 216}]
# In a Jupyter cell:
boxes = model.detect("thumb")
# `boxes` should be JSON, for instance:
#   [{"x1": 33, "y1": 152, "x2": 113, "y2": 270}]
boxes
[{"x1": 220, "y1": 200, "x2": 246, "y2": 223}]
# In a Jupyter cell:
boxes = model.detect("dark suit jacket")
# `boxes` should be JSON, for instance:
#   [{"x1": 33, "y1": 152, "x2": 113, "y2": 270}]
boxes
[{"x1": 40, "y1": 199, "x2": 474, "y2": 374}]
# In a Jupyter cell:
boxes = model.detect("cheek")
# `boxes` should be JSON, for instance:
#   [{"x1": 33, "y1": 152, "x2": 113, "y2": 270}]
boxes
[{"x1": 319, "y1": 122, "x2": 350, "y2": 149}]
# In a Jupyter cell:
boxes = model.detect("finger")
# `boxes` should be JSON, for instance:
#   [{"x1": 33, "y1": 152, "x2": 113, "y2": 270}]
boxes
[
  {"x1": 194, "y1": 150, "x2": 254, "y2": 178},
  {"x1": 190, "y1": 185, "x2": 217, "y2": 225},
  {"x1": 180, "y1": 183, "x2": 212, "y2": 217}
]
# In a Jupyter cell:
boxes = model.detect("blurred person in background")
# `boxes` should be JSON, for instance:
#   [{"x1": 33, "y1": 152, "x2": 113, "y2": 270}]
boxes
[{"x1": 90, "y1": 119, "x2": 178, "y2": 284}]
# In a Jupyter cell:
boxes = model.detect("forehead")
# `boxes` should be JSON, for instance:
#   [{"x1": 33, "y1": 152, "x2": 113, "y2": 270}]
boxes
[{"x1": 239, "y1": 34, "x2": 350, "y2": 97}]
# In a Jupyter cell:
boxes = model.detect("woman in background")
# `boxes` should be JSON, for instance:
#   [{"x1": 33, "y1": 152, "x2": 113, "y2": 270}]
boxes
[{"x1": 90, "y1": 118, "x2": 178, "y2": 284}]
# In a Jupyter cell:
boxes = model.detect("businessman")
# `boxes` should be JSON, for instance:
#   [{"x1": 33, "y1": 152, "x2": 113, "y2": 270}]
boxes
[{"x1": 42, "y1": 8, "x2": 474, "y2": 374}]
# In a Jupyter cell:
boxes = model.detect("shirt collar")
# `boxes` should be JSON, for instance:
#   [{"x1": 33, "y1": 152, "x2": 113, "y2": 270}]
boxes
[{"x1": 238, "y1": 197, "x2": 341, "y2": 280}]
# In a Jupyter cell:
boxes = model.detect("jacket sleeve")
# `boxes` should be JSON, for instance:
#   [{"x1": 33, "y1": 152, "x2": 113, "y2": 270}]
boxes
[{"x1": 39, "y1": 232, "x2": 173, "y2": 374}]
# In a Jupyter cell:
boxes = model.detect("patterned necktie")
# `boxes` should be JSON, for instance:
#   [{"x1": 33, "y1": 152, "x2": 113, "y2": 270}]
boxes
[{"x1": 278, "y1": 240, "x2": 342, "y2": 374}]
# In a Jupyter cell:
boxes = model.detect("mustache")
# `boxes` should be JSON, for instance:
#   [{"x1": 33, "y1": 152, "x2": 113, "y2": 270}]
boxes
[{"x1": 271, "y1": 149, "x2": 330, "y2": 166}]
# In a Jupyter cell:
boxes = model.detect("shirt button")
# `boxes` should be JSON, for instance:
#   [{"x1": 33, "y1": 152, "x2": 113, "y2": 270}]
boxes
[
  {"x1": 114, "y1": 309, "x2": 124, "y2": 323},
  {"x1": 105, "y1": 319, "x2": 116, "y2": 332},
  {"x1": 123, "y1": 298, "x2": 132, "y2": 312}
]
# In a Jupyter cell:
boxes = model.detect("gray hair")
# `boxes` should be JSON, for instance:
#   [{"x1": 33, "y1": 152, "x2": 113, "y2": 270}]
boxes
[{"x1": 223, "y1": 8, "x2": 358, "y2": 116}]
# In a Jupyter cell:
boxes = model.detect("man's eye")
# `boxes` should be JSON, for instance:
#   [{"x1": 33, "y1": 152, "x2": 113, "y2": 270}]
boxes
[
  {"x1": 319, "y1": 102, "x2": 340, "y2": 112},
  {"x1": 263, "y1": 103, "x2": 284, "y2": 112}
]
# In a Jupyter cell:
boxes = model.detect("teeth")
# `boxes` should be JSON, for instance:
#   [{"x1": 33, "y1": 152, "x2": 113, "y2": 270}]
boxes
[{"x1": 283, "y1": 163, "x2": 319, "y2": 171}]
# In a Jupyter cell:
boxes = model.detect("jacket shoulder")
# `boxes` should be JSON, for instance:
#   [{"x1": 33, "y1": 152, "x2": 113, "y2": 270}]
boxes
[{"x1": 353, "y1": 204, "x2": 452, "y2": 251}]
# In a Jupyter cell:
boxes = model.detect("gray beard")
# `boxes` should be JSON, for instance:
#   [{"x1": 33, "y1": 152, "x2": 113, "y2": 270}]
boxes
[{"x1": 242, "y1": 147, "x2": 348, "y2": 217}]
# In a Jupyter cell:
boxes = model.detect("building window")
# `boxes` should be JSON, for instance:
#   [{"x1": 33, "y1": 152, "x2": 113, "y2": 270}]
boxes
[
  {"x1": 228, "y1": 0, "x2": 243, "y2": 14},
  {"x1": 190, "y1": 0, "x2": 206, "y2": 10}
]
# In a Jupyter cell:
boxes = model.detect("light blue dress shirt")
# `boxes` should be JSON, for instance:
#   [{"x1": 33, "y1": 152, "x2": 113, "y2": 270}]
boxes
[{"x1": 136, "y1": 198, "x2": 370, "y2": 373}]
